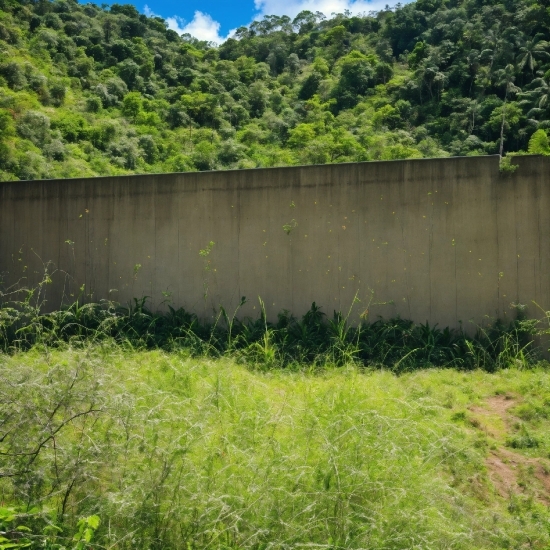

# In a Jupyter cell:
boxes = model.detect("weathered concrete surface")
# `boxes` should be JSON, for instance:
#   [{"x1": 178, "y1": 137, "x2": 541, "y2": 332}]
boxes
[{"x1": 1, "y1": 155, "x2": 549, "y2": 328}]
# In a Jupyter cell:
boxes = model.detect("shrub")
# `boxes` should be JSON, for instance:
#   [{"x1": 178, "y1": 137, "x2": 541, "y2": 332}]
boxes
[
  {"x1": 138, "y1": 134, "x2": 158, "y2": 163},
  {"x1": 165, "y1": 153, "x2": 193, "y2": 172},
  {"x1": 86, "y1": 95, "x2": 102, "y2": 112},
  {"x1": 14, "y1": 150, "x2": 49, "y2": 180},
  {"x1": 92, "y1": 83, "x2": 117, "y2": 107},
  {"x1": 0, "y1": 62, "x2": 26, "y2": 90},
  {"x1": 527, "y1": 129, "x2": 550, "y2": 155},
  {"x1": 109, "y1": 137, "x2": 139, "y2": 169},
  {"x1": 192, "y1": 140, "x2": 217, "y2": 170},
  {"x1": 49, "y1": 80, "x2": 66, "y2": 106},
  {"x1": 43, "y1": 12, "x2": 62, "y2": 29},
  {"x1": 166, "y1": 103, "x2": 190, "y2": 128},
  {"x1": 118, "y1": 58, "x2": 140, "y2": 88},
  {"x1": 218, "y1": 138, "x2": 246, "y2": 164},
  {"x1": 122, "y1": 91, "x2": 142, "y2": 118},
  {"x1": 106, "y1": 76, "x2": 128, "y2": 99},
  {"x1": 89, "y1": 120, "x2": 117, "y2": 149},
  {"x1": 0, "y1": 109, "x2": 14, "y2": 137},
  {"x1": 43, "y1": 138, "x2": 67, "y2": 160},
  {"x1": 16, "y1": 110, "x2": 51, "y2": 146}
]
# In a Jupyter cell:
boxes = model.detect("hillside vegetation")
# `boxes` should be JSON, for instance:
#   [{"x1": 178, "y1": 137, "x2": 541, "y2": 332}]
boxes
[
  {"x1": 2, "y1": 349, "x2": 550, "y2": 548},
  {"x1": 2, "y1": 0, "x2": 550, "y2": 180}
]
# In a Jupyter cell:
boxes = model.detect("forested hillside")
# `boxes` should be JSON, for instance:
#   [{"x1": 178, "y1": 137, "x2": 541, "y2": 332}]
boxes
[{"x1": 1, "y1": 0, "x2": 550, "y2": 181}]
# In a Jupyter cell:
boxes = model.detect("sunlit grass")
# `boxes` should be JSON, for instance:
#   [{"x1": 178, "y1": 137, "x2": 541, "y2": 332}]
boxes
[{"x1": 2, "y1": 347, "x2": 550, "y2": 548}]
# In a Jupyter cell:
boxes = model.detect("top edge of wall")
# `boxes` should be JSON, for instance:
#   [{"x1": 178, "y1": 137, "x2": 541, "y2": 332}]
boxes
[{"x1": 0, "y1": 154, "x2": 512, "y2": 186}]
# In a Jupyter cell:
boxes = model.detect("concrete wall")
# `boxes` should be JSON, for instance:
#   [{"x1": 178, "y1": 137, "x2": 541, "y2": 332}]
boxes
[{"x1": 1, "y1": 155, "x2": 549, "y2": 329}]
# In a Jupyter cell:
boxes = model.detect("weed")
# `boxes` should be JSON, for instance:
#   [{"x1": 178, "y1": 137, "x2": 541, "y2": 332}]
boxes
[
  {"x1": 499, "y1": 155, "x2": 519, "y2": 174},
  {"x1": 0, "y1": 506, "x2": 100, "y2": 549},
  {"x1": 2, "y1": 351, "x2": 550, "y2": 548},
  {"x1": 199, "y1": 241, "x2": 215, "y2": 301},
  {"x1": 0, "y1": 276, "x2": 543, "y2": 371},
  {"x1": 282, "y1": 219, "x2": 297, "y2": 235},
  {"x1": 506, "y1": 426, "x2": 541, "y2": 449}
]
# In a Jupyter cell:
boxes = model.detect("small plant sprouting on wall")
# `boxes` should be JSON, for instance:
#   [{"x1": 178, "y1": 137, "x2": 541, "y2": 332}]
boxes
[
  {"x1": 499, "y1": 156, "x2": 518, "y2": 175},
  {"x1": 199, "y1": 241, "x2": 215, "y2": 261},
  {"x1": 283, "y1": 220, "x2": 297, "y2": 235},
  {"x1": 199, "y1": 241, "x2": 215, "y2": 300}
]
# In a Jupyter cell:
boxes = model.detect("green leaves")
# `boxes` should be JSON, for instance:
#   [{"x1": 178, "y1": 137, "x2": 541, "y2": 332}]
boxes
[
  {"x1": 73, "y1": 516, "x2": 100, "y2": 548},
  {"x1": 528, "y1": 128, "x2": 550, "y2": 154},
  {"x1": 2, "y1": 0, "x2": 550, "y2": 176},
  {"x1": 122, "y1": 91, "x2": 143, "y2": 119},
  {"x1": 0, "y1": 508, "x2": 37, "y2": 549},
  {"x1": 0, "y1": 507, "x2": 100, "y2": 550}
]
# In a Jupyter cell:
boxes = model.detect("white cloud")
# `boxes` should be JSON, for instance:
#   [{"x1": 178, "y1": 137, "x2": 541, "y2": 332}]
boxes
[
  {"x1": 143, "y1": 5, "x2": 232, "y2": 44},
  {"x1": 142, "y1": 0, "x2": 411, "y2": 45},
  {"x1": 163, "y1": 15, "x2": 186, "y2": 34},
  {"x1": 254, "y1": 0, "x2": 411, "y2": 20},
  {"x1": 175, "y1": 11, "x2": 227, "y2": 43}
]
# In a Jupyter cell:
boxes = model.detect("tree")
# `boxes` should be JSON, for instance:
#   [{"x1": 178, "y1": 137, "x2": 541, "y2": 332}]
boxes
[
  {"x1": 333, "y1": 51, "x2": 375, "y2": 111},
  {"x1": 495, "y1": 64, "x2": 521, "y2": 156},
  {"x1": 16, "y1": 111, "x2": 50, "y2": 146},
  {"x1": 527, "y1": 129, "x2": 550, "y2": 154},
  {"x1": 49, "y1": 80, "x2": 66, "y2": 106},
  {"x1": 192, "y1": 140, "x2": 217, "y2": 170},
  {"x1": 519, "y1": 77, "x2": 550, "y2": 127},
  {"x1": 248, "y1": 82, "x2": 269, "y2": 118},
  {"x1": 118, "y1": 59, "x2": 141, "y2": 88},
  {"x1": 138, "y1": 134, "x2": 158, "y2": 163},
  {"x1": 287, "y1": 123, "x2": 316, "y2": 148},
  {"x1": 122, "y1": 91, "x2": 142, "y2": 118},
  {"x1": 517, "y1": 34, "x2": 550, "y2": 74},
  {"x1": 292, "y1": 10, "x2": 323, "y2": 34},
  {"x1": 2, "y1": 0, "x2": 550, "y2": 180}
]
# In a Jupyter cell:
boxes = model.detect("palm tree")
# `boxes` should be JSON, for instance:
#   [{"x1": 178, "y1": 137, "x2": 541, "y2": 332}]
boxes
[
  {"x1": 517, "y1": 34, "x2": 550, "y2": 74},
  {"x1": 519, "y1": 78, "x2": 550, "y2": 127},
  {"x1": 479, "y1": 24, "x2": 503, "y2": 81},
  {"x1": 495, "y1": 64, "x2": 521, "y2": 157}
]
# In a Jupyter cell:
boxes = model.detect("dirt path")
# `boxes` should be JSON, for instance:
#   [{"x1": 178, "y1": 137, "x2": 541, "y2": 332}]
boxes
[{"x1": 468, "y1": 395, "x2": 550, "y2": 503}]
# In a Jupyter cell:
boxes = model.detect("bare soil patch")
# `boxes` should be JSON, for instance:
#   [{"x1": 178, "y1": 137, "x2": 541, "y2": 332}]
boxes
[
  {"x1": 468, "y1": 394, "x2": 550, "y2": 504},
  {"x1": 468, "y1": 394, "x2": 516, "y2": 437}
]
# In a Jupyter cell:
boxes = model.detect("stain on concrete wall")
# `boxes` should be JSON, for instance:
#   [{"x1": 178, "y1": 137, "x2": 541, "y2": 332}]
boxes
[{"x1": 1, "y1": 155, "x2": 549, "y2": 329}]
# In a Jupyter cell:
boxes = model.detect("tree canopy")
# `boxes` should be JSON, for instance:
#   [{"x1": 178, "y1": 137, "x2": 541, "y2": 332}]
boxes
[{"x1": 1, "y1": 0, "x2": 550, "y2": 180}]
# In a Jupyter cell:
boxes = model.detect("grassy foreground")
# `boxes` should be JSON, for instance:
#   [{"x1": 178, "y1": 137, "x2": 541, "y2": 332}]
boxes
[{"x1": 2, "y1": 348, "x2": 550, "y2": 549}]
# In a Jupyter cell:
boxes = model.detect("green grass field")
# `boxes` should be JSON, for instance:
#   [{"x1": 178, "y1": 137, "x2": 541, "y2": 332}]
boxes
[{"x1": 2, "y1": 348, "x2": 550, "y2": 549}]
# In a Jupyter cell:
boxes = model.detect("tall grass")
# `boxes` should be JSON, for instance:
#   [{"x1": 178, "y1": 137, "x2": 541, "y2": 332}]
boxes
[
  {"x1": 2, "y1": 350, "x2": 550, "y2": 549},
  {"x1": 0, "y1": 285, "x2": 542, "y2": 371},
  {"x1": 2, "y1": 273, "x2": 550, "y2": 547}
]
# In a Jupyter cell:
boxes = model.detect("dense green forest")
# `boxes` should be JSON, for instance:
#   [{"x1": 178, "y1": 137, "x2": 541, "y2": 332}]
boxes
[{"x1": 1, "y1": 0, "x2": 550, "y2": 180}]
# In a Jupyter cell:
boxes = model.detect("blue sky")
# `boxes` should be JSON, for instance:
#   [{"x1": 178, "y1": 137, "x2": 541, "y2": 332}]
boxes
[{"x1": 133, "y1": 0, "x2": 413, "y2": 43}]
